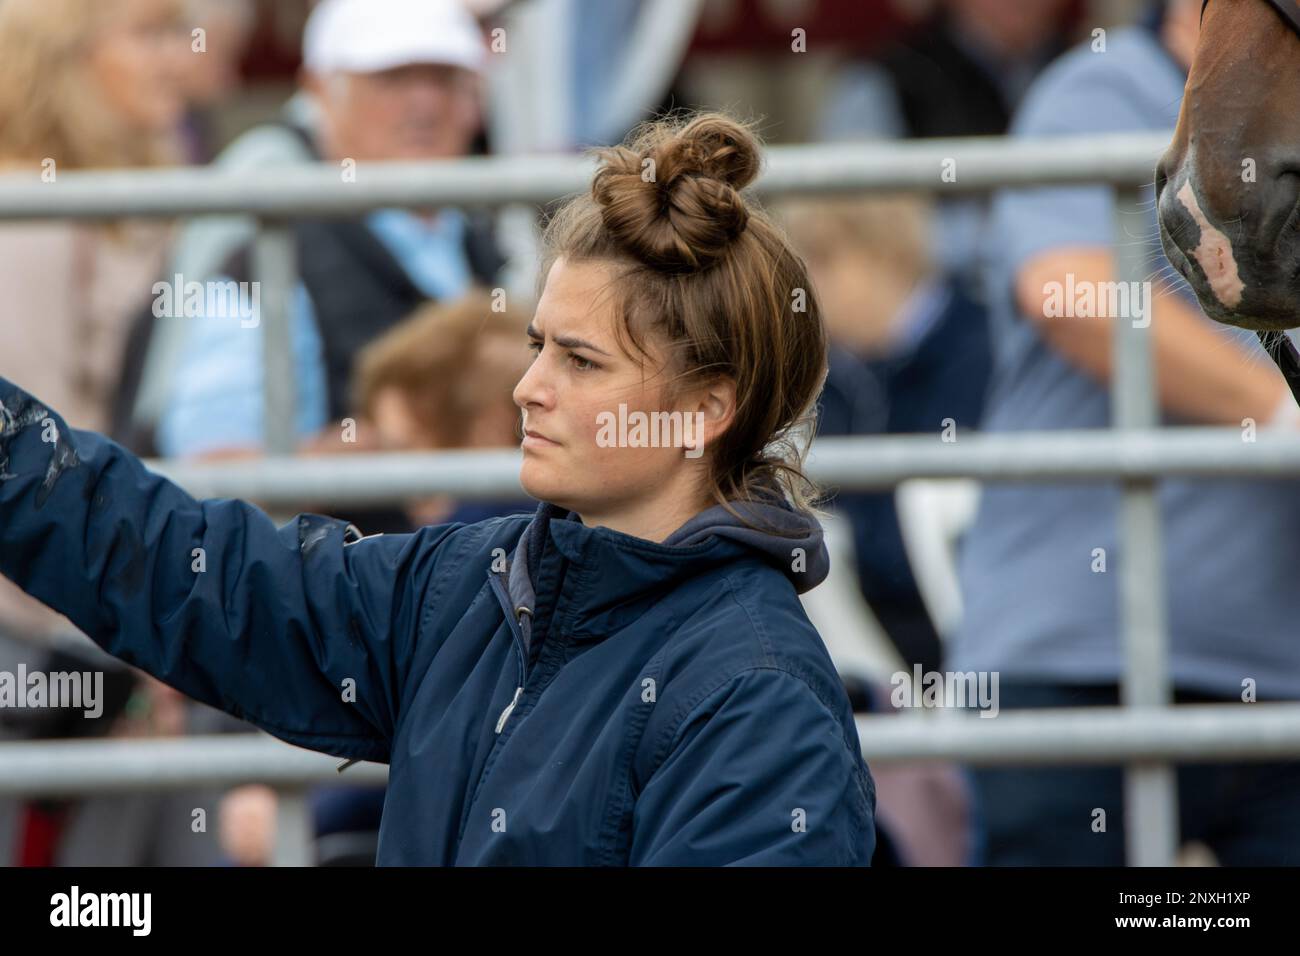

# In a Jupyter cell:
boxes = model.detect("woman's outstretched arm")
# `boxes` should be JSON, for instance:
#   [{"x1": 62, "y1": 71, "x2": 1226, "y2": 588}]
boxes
[{"x1": 0, "y1": 377, "x2": 465, "y2": 763}]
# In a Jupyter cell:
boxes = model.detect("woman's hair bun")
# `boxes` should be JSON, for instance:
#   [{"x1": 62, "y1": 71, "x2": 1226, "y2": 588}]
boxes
[{"x1": 590, "y1": 113, "x2": 762, "y2": 273}]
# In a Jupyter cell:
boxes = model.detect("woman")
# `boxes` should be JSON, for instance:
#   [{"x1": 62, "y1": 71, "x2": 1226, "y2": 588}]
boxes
[
  {"x1": 0, "y1": 113, "x2": 878, "y2": 865},
  {"x1": 0, "y1": 0, "x2": 185, "y2": 647},
  {"x1": 0, "y1": 0, "x2": 186, "y2": 434},
  {"x1": 0, "y1": 0, "x2": 187, "y2": 644}
]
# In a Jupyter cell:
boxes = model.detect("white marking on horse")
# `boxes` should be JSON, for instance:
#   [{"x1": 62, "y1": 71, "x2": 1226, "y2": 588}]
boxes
[{"x1": 1176, "y1": 181, "x2": 1245, "y2": 308}]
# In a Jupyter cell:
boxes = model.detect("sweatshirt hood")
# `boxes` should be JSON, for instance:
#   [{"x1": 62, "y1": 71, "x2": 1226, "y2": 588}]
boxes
[{"x1": 658, "y1": 488, "x2": 829, "y2": 592}]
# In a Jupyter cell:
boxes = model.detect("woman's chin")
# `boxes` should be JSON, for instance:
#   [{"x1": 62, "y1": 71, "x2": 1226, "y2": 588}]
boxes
[{"x1": 518, "y1": 463, "x2": 566, "y2": 506}]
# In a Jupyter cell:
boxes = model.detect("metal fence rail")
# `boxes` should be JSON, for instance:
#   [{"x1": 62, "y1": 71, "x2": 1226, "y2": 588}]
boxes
[
  {"x1": 142, "y1": 429, "x2": 1300, "y2": 505},
  {"x1": 9, "y1": 701, "x2": 1300, "y2": 797},
  {"x1": 4, "y1": 130, "x2": 1288, "y2": 867},
  {"x1": 0, "y1": 132, "x2": 1170, "y2": 219}
]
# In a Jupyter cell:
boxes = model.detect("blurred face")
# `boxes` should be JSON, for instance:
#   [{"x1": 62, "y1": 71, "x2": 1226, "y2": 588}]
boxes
[
  {"x1": 88, "y1": 0, "x2": 188, "y2": 133},
  {"x1": 368, "y1": 332, "x2": 528, "y2": 451},
  {"x1": 948, "y1": 0, "x2": 1070, "y2": 58},
  {"x1": 309, "y1": 63, "x2": 482, "y2": 162},
  {"x1": 804, "y1": 245, "x2": 903, "y2": 357},
  {"x1": 114, "y1": 675, "x2": 187, "y2": 737},
  {"x1": 513, "y1": 258, "x2": 733, "y2": 531},
  {"x1": 181, "y1": 7, "x2": 255, "y2": 105}
]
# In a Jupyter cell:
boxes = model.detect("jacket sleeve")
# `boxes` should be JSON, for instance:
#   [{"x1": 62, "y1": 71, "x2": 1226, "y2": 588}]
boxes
[
  {"x1": 0, "y1": 378, "x2": 467, "y2": 762},
  {"x1": 628, "y1": 666, "x2": 877, "y2": 866}
]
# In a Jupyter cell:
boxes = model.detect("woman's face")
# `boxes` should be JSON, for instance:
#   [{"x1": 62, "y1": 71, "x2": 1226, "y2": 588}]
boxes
[
  {"x1": 88, "y1": 0, "x2": 187, "y2": 134},
  {"x1": 513, "y1": 258, "x2": 707, "y2": 520}
]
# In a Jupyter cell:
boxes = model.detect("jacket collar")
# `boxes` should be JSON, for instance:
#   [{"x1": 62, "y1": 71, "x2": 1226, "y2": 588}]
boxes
[{"x1": 497, "y1": 493, "x2": 829, "y2": 642}]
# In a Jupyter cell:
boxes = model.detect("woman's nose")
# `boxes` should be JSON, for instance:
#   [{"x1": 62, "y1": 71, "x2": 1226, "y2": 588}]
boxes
[{"x1": 513, "y1": 359, "x2": 548, "y2": 409}]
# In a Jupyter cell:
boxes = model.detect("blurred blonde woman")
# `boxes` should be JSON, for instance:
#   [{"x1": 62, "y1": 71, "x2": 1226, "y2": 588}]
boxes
[{"x1": 0, "y1": 0, "x2": 187, "y2": 643}]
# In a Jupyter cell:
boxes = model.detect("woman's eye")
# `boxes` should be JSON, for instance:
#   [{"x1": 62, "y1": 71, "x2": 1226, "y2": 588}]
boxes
[{"x1": 525, "y1": 341, "x2": 595, "y2": 371}]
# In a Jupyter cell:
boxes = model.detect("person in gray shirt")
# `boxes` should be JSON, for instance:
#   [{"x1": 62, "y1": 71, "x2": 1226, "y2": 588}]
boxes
[{"x1": 950, "y1": 0, "x2": 1300, "y2": 866}]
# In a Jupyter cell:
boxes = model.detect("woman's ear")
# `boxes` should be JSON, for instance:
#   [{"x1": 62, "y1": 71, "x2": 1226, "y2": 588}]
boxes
[{"x1": 685, "y1": 377, "x2": 737, "y2": 457}]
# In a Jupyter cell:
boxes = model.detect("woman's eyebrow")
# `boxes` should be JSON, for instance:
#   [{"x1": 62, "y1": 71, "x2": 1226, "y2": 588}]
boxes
[{"x1": 526, "y1": 322, "x2": 612, "y2": 356}]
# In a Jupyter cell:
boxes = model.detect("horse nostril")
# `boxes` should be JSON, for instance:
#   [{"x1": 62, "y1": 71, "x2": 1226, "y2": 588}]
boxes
[
  {"x1": 1264, "y1": 167, "x2": 1300, "y2": 244},
  {"x1": 1279, "y1": 169, "x2": 1300, "y2": 232}
]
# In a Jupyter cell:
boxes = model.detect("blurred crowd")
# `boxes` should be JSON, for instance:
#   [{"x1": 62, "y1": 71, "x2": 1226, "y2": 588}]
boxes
[{"x1": 2, "y1": 0, "x2": 1299, "y2": 868}]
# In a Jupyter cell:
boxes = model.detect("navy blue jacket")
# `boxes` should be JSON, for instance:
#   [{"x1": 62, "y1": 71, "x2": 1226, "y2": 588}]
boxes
[{"x1": 0, "y1": 378, "x2": 876, "y2": 865}]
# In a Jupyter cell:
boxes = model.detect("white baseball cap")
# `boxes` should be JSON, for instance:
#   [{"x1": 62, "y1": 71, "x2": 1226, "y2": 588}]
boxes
[{"x1": 303, "y1": 0, "x2": 488, "y2": 75}]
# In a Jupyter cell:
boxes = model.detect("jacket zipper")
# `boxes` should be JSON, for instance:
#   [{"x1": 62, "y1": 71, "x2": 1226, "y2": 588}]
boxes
[
  {"x1": 488, "y1": 571, "x2": 530, "y2": 735},
  {"x1": 495, "y1": 686, "x2": 523, "y2": 733},
  {"x1": 457, "y1": 569, "x2": 557, "y2": 852}
]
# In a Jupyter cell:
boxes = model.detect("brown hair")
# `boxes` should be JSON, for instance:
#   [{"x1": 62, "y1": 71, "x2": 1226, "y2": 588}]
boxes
[
  {"x1": 352, "y1": 289, "x2": 530, "y2": 448},
  {"x1": 539, "y1": 111, "x2": 829, "y2": 527}
]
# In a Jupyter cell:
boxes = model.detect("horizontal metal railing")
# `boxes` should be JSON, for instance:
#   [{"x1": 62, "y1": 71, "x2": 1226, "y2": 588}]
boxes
[
  {"x1": 140, "y1": 429, "x2": 1300, "y2": 506},
  {"x1": 0, "y1": 132, "x2": 1170, "y2": 219},
  {"x1": 7, "y1": 701, "x2": 1300, "y2": 798}
]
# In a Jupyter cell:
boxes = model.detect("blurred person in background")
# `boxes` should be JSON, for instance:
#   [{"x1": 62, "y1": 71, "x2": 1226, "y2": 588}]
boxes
[
  {"x1": 217, "y1": 783, "x2": 279, "y2": 867},
  {"x1": 0, "y1": 0, "x2": 186, "y2": 432},
  {"x1": 779, "y1": 193, "x2": 987, "y2": 868},
  {"x1": 0, "y1": 3, "x2": 272, "y2": 868},
  {"x1": 0, "y1": 640, "x2": 136, "y2": 865},
  {"x1": 114, "y1": 0, "x2": 506, "y2": 473},
  {"x1": 818, "y1": 0, "x2": 1079, "y2": 281},
  {"x1": 0, "y1": 0, "x2": 187, "y2": 661},
  {"x1": 821, "y1": 0, "x2": 1078, "y2": 141},
  {"x1": 779, "y1": 193, "x2": 991, "y2": 676},
  {"x1": 0, "y1": 642, "x2": 246, "y2": 866},
  {"x1": 952, "y1": 0, "x2": 1300, "y2": 866},
  {"x1": 175, "y1": 0, "x2": 258, "y2": 163},
  {"x1": 42, "y1": 676, "x2": 247, "y2": 867}
]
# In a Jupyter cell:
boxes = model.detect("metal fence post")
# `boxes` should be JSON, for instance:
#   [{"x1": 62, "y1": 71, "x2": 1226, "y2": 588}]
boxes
[
  {"x1": 252, "y1": 221, "x2": 298, "y2": 457},
  {"x1": 272, "y1": 787, "x2": 314, "y2": 867},
  {"x1": 1112, "y1": 186, "x2": 1177, "y2": 866}
]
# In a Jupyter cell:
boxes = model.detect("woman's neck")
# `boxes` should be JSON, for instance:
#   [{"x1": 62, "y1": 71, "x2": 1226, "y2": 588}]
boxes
[{"x1": 577, "y1": 482, "x2": 712, "y2": 543}]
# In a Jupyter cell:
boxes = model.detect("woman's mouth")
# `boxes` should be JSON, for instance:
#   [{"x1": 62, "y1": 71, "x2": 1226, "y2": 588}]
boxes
[{"x1": 522, "y1": 428, "x2": 560, "y2": 449}]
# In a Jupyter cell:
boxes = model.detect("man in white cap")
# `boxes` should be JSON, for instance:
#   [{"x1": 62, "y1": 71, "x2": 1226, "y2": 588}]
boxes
[
  {"x1": 301, "y1": 0, "x2": 488, "y2": 162},
  {"x1": 121, "y1": 0, "x2": 505, "y2": 467}
]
